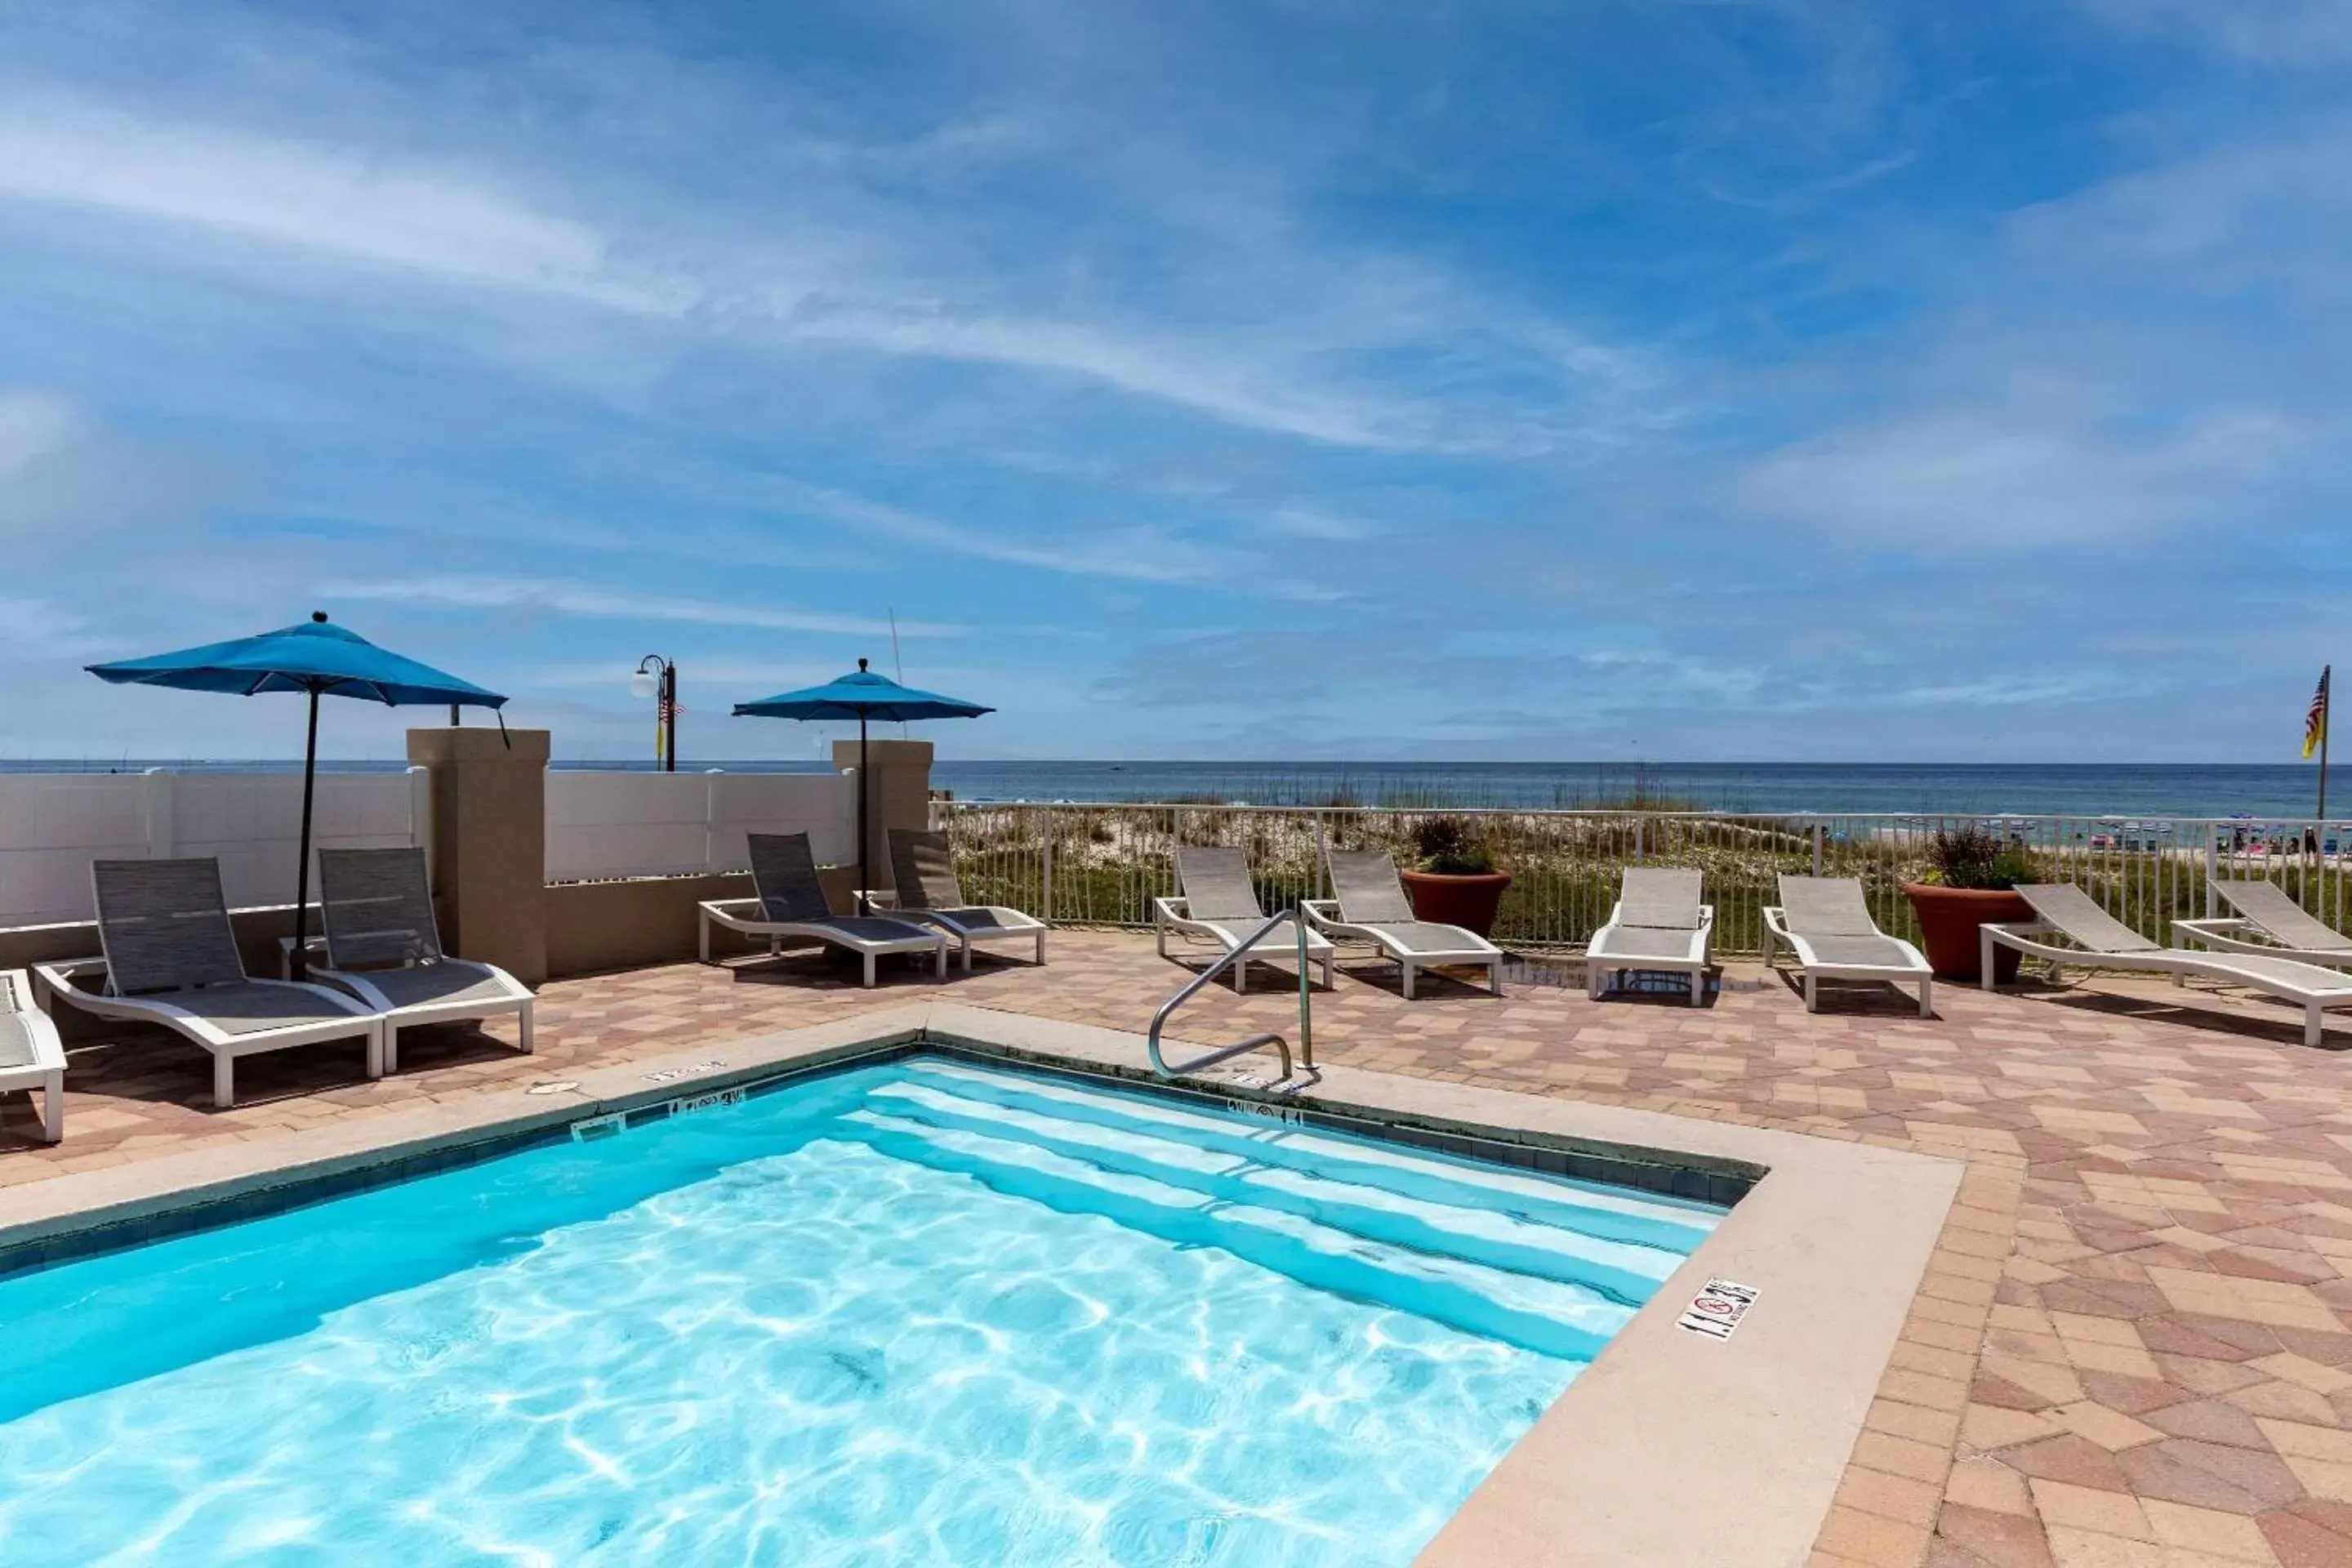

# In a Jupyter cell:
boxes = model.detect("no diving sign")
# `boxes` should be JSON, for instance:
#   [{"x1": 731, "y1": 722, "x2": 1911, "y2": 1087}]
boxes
[{"x1": 1677, "y1": 1277, "x2": 1759, "y2": 1341}]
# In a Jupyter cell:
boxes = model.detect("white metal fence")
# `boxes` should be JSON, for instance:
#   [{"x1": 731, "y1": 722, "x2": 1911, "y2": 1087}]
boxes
[
  {"x1": 545, "y1": 771, "x2": 856, "y2": 884},
  {"x1": 0, "y1": 769, "x2": 432, "y2": 928},
  {"x1": 938, "y1": 802, "x2": 2352, "y2": 956}
]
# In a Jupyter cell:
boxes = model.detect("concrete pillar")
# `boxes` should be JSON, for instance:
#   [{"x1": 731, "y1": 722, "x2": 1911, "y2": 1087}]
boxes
[
  {"x1": 408, "y1": 727, "x2": 550, "y2": 985},
  {"x1": 831, "y1": 737, "x2": 935, "y2": 888}
]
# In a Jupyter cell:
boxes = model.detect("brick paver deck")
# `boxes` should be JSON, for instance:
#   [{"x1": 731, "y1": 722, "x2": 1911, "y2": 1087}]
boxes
[{"x1": 7, "y1": 931, "x2": 2352, "y2": 1566}]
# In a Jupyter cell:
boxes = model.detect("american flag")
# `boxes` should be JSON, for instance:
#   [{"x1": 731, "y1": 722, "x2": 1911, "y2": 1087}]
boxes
[{"x1": 2305, "y1": 666, "x2": 2331, "y2": 760}]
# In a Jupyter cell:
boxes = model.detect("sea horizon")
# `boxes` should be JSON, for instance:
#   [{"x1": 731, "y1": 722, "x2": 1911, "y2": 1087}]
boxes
[{"x1": 5, "y1": 758, "x2": 2336, "y2": 820}]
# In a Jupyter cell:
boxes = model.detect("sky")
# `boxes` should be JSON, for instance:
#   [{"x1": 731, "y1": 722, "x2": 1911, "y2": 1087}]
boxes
[{"x1": 2, "y1": 1, "x2": 2347, "y2": 766}]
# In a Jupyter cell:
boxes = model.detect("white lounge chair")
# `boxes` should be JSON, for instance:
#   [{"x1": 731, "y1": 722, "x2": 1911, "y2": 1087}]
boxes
[
  {"x1": 2175, "y1": 880, "x2": 2352, "y2": 969},
  {"x1": 864, "y1": 828, "x2": 1046, "y2": 971},
  {"x1": 1154, "y1": 845, "x2": 1334, "y2": 994},
  {"x1": 34, "y1": 858, "x2": 382, "y2": 1108},
  {"x1": 1302, "y1": 848, "x2": 1501, "y2": 999},
  {"x1": 1586, "y1": 867, "x2": 1713, "y2": 1005},
  {"x1": 1984, "y1": 883, "x2": 2352, "y2": 1047},
  {"x1": 698, "y1": 831, "x2": 947, "y2": 987},
  {"x1": 1, "y1": 968, "x2": 65, "y2": 1143},
  {"x1": 1302, "y1": 848, "x2": 1503, "y2": 999},
  {"x1": 1762, "y1": 875, "x2": 1933, "y2": 1017},
  {"x1": 300, "y1": 848, "x2": 534, "y2": 1073}
]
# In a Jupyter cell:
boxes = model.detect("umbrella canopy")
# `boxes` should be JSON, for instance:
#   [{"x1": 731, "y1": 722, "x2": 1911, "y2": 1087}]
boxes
[
  {"x1": 88, "y1": 612, "x2": 506, "y2": 979},
  {"x1": 88, "y1": 616, "x2": 506, "y2": 709},
  {"x1": 734, "y1": 660, "x2": 991, "y2": 902},
  {"x1": 733, "y1": 662, "x2": 991, "y2": 724}
]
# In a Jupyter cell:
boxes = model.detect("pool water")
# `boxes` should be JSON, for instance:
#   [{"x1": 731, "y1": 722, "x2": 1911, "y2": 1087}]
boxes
[{"x1": 0, "y1": 1056, "x2": 1720, "y2": 1566}]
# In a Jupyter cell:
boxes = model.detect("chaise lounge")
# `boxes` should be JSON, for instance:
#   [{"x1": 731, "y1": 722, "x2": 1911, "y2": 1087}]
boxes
[
  {"x1": 35, "y1": 858, "x2": 382, "y2": 1107},
  {"x1": 1, "y1": 968, "x2": 66, "y2": 1142},
  {"x1": 2174, "y1": 880, "x2": 2352, "y2": 969},
  {"x1": 1303, "y1": 848, "x2": 1503, "y2": 999},
  {"x1": 1155, "y1": 845, "x2": 1334, "y2": 993},
  {"x1": 1762, "y1": 875, "x2": 1934, "y2": 1017},
  {"x1": 868, "y1": 828, "x2": 1047, "y2": 971},
  {"x1": 699, "y1": 831, "x2": 947, "y2": 987},
  {"x1": 1984, "y1": 883, "x2": 2352, "y2": 1047},
  {"x1": 302, "y1": 847, "x2": 536, "y2": 1072},
  {"x1": 1585, "y1": 867, "x2": 1713, "y2": 1005}
]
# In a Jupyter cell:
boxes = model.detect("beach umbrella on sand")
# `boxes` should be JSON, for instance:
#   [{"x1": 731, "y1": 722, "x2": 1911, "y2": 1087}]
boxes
[
  {"x1": 87, "y1": 612, "x2": 506, "y2": 981},
  {"x1": 733, "y1": 659, "x2": 992, "y2": 902}
]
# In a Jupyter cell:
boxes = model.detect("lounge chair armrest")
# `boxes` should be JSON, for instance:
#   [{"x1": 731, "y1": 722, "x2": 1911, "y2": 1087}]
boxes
[
  {"x1": 1152, "y1": 896, "x2": 1192, "y2": 923},
  {"x1": 1760, "y1": 905, "x2": 1792, "y2": 938},
  {"x1": 1696, "y1": 904, "x2": 1717, "y2": 933},
  {"x1": 1300, "y1": 899, "x2": 1343, "y2": 932},
  {"x1": 857, "y1": 888, "x2": 898, "y2": 914}
]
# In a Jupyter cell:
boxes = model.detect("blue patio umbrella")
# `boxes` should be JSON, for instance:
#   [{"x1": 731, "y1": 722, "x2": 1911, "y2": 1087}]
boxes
[
  {"x1": 733, "y1": 659, "x2": 993, "y2": 899},
  {"x1": 88, "y1": 612, "x2": 506, "y2": 980}
]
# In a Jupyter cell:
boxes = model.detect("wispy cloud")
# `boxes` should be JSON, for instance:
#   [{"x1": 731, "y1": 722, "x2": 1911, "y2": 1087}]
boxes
[
  {"x1": 0, "y1": 105, "x2": 688, "y2": 312},
  {"x1": 328, "y1": 577, "x2": 960, "y2": 638},
  {"x1": 2074, "y1": 0, "x2": 2352, "y2": 65},
  {"x1": 0, "y1": 387, "x2": 248, "y2": 543}
]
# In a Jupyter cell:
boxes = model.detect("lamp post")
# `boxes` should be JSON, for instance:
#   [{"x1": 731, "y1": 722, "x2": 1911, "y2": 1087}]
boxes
[{"x1": 630, "y1": 655, "x2": 678, "y2": 773}]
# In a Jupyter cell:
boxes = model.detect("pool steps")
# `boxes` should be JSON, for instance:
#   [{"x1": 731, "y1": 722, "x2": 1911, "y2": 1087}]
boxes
[{"x1": 826, "y1": 1061, "x2": 1718, "y2": 1361}]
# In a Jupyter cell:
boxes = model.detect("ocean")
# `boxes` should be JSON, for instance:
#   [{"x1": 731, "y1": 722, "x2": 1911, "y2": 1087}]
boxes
[
  {"x1": 9, "y1": 759, "x2": 2336, "y2": 819},
  {"x1": 928, "y1": 762, "x2": 2336, "y2": 818}
]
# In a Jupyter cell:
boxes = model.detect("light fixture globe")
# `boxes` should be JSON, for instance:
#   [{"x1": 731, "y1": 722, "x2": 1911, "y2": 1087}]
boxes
[{"x1": 629, "y1": 668, "x2": 657, "y2": 700}]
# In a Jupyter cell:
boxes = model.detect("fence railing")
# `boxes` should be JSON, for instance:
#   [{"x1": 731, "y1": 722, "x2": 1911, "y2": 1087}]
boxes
[{"x1": 938, "y1": 802, "x2": 2352, "y2": 956}]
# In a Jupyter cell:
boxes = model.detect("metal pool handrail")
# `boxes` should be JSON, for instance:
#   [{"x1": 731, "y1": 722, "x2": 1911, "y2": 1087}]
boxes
[{"x1": 1147, "y1": 909, "x2": 1314, "y2": 1082}]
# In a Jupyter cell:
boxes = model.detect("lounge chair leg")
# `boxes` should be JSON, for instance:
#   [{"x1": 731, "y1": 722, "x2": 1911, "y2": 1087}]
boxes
[
  {"x1": 213, "y1": 1053, "x2": 235, "y2": 1110},
  {"x1": 2308, "y1": 1004, "x2": 2323, "y2": 1047},
  {"x1": 39, "y1": 1071, "x2": 62, "y2": 1143},
  {"x1": 960, "y1": 937, "x2": 973, "y2": 973},
  {"x1": 1804, "y1": 973, "x2": 1819, "y2": 1013},
  {"x1": 936, "y1": 942, "x2": 949, "y2": 981},
  {"x1": 1490, "y1": 960, "x2": 1504, "y2": 998},
  {"x1": 1402, "y1": 963, "x2": 1415, "y2": 1000},
  {"x1": 375, "y1": 1025, "x2": 394, "y2": 1077},
  {"x1": 1321, "y1": 954, "x2": 1333, "y2": 989},
  {"x1": 1690, "y1": 969, "x2": 1704, "y2": 1006},
  {"x1": 862, "y1": 951, "x2": 877, "y2": 988},
  {"x1": 699, "y1": 913, "x2": 712, "y2": 964},
  {"x1": 1156, "y1": 920, "x2": 1169, "y2": 960},
  {"x1": 1919, "y1": 978, "x2": 1934, "y2": 1018},
  {"x1": 519, "y1": 1003, "x2": 536, "y2": 1055},
  {"x1": 1035, "y1": 930, "x2": 1047, "y2": 964},
  {"x1": 1234, "y1": 959, "x2": 1249, "y2": 994}
]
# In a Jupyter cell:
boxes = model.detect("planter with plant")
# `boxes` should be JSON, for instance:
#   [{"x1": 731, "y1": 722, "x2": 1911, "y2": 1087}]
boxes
[
  {"x1": 1397, "y1": 816, "x2": 1513, "y2": 938},
  {"x1": 1904, "y1": 825, "x2": 2038, "y2": 982}
]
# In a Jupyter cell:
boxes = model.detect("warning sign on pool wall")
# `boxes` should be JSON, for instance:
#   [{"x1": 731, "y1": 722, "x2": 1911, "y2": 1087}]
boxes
[{"x1": 1677, "y1": 1277, "x2": 1759, "y2": 1340}]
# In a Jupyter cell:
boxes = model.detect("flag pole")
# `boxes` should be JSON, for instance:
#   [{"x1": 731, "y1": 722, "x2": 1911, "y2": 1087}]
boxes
[{"x1": 2321, "y1": 665, "x2": 2332, "y2": 823}]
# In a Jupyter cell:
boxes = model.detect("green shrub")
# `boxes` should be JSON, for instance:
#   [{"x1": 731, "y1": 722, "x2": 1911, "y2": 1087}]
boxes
[{"x1": 1413, "y1": 815, "x2": 1499, "y2": 875}]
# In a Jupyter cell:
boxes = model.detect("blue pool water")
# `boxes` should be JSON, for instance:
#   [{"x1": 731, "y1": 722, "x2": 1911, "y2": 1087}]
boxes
[{"x1": 0, "y1": 1057, "x2": 1720, "y2": 1566}]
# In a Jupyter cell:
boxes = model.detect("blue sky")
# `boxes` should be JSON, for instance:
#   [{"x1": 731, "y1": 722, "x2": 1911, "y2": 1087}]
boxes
[{"x1": 2, "y1": 1, "x2": 2346, "y2": 764}]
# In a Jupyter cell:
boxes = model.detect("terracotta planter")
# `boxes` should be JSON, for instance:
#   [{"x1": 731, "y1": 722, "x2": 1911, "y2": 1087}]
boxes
[
  {"x1": 1903, "y1": 883, "x2": 2033, "y2": 982},
  {"x1": 1400, "y1": 869, "x2": 1513, "y2": 938}
]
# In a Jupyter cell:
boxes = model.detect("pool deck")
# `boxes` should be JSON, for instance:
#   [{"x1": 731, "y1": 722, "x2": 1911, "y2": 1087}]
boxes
[{"x1": 9, "y1": 932, "x2": 2352, "y2": 1566}]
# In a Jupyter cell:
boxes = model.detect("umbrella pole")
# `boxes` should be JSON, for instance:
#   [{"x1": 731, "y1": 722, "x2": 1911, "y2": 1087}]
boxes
[
  {"x1": 858, "y1": 712, "x2": 870, "y2": 912},
  {"x1": 291, "y1": 685, "x2": 321, "y2": 983}
]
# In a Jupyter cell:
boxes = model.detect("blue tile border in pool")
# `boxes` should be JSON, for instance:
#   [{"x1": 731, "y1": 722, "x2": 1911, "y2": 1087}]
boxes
[{"x1": 0, "y1": 1032, "x2": 1758, "y2": 1283}]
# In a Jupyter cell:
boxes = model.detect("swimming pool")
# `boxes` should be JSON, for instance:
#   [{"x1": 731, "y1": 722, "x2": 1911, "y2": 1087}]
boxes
[{"x1": 0, "y1": 1054, "x2": 1721, "y2": 1566}]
